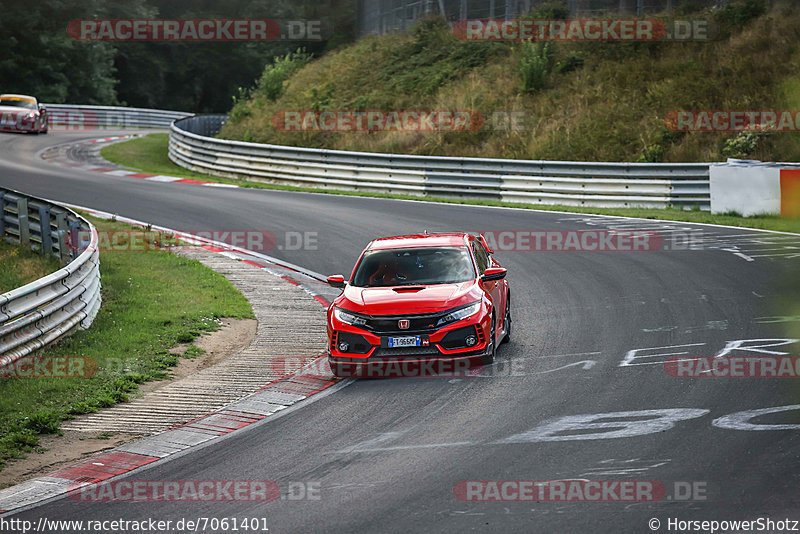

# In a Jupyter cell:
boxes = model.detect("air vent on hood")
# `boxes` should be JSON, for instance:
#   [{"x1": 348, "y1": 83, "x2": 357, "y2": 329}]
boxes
[{"x1": 392, "y1": 286, "x2": 425, "y2": 292}]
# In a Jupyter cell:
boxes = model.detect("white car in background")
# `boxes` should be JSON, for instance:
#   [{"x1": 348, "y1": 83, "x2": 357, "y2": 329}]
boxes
[{"x1": 0, "y1": 94, "x2": 48, "y2": 134}]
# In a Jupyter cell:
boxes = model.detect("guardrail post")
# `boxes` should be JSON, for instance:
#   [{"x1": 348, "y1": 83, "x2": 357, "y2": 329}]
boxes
[
  {"x1": 17, "y1": 197, "x2": 29, "y2": 246},
  {"x1": 0, "y1": 191, "x2": 6, "y2": 239},
  {"x1": 68, "y1": 221, "x2": 81, "y2": 260},
  {"x1": 1, "y1": 187, "x2": 103, "y2": 360},
  {"x1": 55, "y1": 212, "x2": 70, "y2": 263},
  {"x1": 38, "y1": 205, "x2": 53, "y2": 257}
]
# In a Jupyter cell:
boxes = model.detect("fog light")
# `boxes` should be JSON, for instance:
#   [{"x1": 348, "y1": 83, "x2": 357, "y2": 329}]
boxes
[
  {"x1": 465, "y1": 335, "x2": 477, "y2": 347},
  {"x1": 338, "y1": 341, "x2": 350, "y2": 352}
]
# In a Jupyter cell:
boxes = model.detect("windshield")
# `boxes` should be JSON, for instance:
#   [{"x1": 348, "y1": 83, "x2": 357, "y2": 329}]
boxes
[
  {"x1": 0, "y1": 98, "x2": 36, "y2": 109},
  {"x1": 351, "y1": 247, "x2": 475, "y2": 287}
]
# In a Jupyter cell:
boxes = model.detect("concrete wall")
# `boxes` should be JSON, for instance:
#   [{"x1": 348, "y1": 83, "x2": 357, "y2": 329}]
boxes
[{"x1": 710, "y1": 161, "x2": 800, "y2": 217}]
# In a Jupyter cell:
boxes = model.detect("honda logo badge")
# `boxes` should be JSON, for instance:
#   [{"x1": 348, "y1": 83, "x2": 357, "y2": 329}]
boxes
[{"x1": 398, "y1": 319, "x2": 410, "y2": 330}]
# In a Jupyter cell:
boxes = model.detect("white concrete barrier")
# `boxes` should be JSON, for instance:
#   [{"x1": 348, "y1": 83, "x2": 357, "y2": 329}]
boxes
[{"x1": 710, "y1": 160, "x2": 800, "y2": 217}]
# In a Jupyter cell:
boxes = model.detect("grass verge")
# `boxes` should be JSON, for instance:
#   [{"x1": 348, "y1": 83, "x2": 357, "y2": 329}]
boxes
[
  {"x1": 102, "y1": 133, "x2": 800, "y2": 234},
  {"x1": 0, "y1": 216, "x2": 254, "y2": 472},
  {"x1": 0, "y1": 241, "x2": 61, "y2": 294},
  {"x1": 219, "y1": 2, "x2": 800, "y2": 163}
]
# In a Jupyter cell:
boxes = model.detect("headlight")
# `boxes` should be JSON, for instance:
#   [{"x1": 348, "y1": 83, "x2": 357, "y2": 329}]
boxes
[
  {"x1": 436, "y1": 302, "x2": 481, "y2": 327},
  {"x1": 334, "y1": 307, "x2": 367, "y2": 327}
]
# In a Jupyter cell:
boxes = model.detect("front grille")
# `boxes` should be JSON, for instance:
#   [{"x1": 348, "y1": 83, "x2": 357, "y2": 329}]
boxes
[
  {"x1": 371, "y1": 345, "x2": 442, "y2": 359},
  {"x1": 362, "y1": 312, "x2": 448, "y2": 334}
]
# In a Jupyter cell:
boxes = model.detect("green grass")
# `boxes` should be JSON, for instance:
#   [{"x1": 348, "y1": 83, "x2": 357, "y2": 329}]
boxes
[
  {"x1": 217, "y1": 1, "x2": 800, "y2": 163},
  {"x1": 0, "y1": 241, "x2": 61, "y2": 294},
  {"x1": 0, "y1": 217, "x2": 254, "y2": 471},
  {"x1": 102, "y1": 134, "x2": 212, "y2": 182},
  {"x1": 102, "y1": 133, "x2": 800, "y2": 234}
]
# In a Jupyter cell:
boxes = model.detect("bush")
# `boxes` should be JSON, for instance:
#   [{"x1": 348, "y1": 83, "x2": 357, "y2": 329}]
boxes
[
  {"x1": 722, "y1": 131, "x2": 769, "y2": 158},
  {"x1": 25, "y1": 411, "x2": 61, "y2": 434},
  {"x1": 555, "y1": 53, "x2": 585, "y2": 74},
  {"x1": 714, "y1": 0, "x2": 767, "y2": 27},
  {"x1": 637, "y1": 144, "x2": 664, "y2": 163},
  {"x1": 4, "y1": 429, "x2": 39, "y2": 449},
  {"x1": 520, "y1": 41, "x2": 553, "y2": 93},
  {"x1": 529, "y1": 1, "x2": 570, "y2": 19},
  {"x1": 255, "y1": 49, "x2": 312, "y2": 101}
]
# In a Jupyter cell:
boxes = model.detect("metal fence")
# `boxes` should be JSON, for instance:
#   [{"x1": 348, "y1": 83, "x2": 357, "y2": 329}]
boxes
[
  {"x1": 0, "y1": 189, "x2": 101, "y2": 362},
  {"x1": 44, "y1": 104, "x2": 191, "y2": 130},
  {"x1": 170, "y1": 115, "x2": 710, "y2": 209}
]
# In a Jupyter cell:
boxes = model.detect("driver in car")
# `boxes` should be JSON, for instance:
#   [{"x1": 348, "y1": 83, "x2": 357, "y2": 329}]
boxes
[{"x1": 369, "y1": 257, "x2": 403, "y2": 286}]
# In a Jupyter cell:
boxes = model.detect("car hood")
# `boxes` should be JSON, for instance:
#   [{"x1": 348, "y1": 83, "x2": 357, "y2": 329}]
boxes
[{"x1": 337, "y1": 281, "x2": 481, "y2": 315}]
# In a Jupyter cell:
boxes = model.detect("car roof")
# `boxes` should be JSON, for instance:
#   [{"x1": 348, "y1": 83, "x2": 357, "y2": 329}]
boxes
[
  {"x1": 0, "y1": 94, "x2": 37, "y2": 102},
  {"x1": 367, "y1": 233, "x2": 472, "y2": 250}
]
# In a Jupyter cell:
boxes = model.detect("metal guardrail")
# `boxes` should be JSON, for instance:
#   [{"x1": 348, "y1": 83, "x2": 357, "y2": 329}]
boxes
[
  {"x1": 0, "y1": 188, "x2": 101, "y2": 363},
  {"x1": 169, "y1": 115, "x2": 711, "y2": 209},
  {"x1": 44, "y1": 104, "x2": 191, "y2": 129}
]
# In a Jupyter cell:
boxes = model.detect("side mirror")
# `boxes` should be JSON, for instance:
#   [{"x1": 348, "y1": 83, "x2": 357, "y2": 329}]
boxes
[
  {"x1": 327, "y1": 274, "x2": 345, "y2": 288},
  {"x1": 481, "y1": 267, "x2": 506, "y2": 283}
]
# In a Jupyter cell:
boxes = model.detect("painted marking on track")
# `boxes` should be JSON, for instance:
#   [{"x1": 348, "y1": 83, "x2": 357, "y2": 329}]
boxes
[
  {"x1": 722, "y1": 248, "x2": 754, "y2": 262},
  {"x1": 334, "y1": 432, "x2": 407, "y2": 454},
  {"x1": 578, "y1": 458, "x2": 671, "y2": 477},
  {"x1": 712, "y1": 405, "x2": 800, "y2": 431},
  {"x1": 334, "y1": 442, "x2": 474, "y2": 454},
  {"x1": 619, "y1": 343, "x2": 706, "y2": 367},
  {"x1": 538, "y1": 351, "x2": 603, "y2": 359},
  {"x1": 534, "y1": 360, "x2": 597, "y2": 374},
  {"x1": 497, "y1": 409, "x2": 710, "y2": 443},
  {"x1": 715, "y1": 338, "x2": 799, "y2": 358},
  {"x1": 332, "y1": 403, "x2": 800, "y2": 454}
]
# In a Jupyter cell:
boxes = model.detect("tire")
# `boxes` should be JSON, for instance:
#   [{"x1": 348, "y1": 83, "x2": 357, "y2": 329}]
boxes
[
  {"x1": 480, "y1": 314, "x2": 496, "y2": 364},
  {"x1": 502, "y1": 293, "x2": 512, "y2": 343}
]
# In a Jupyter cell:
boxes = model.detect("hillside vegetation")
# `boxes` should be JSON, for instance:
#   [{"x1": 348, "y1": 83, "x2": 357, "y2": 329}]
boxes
[{"x1": 220, "y1": 0, "x2": 800, "y2": 163}]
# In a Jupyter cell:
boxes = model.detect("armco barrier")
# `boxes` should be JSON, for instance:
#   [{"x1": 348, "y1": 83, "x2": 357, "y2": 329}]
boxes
[
  {"x1": 0, "y1": 188, "x2": 101, "y2": 363},
  {"x1": 44, "y1": 104, "x2": 191, "y2": 129},
  {"x1": 169, "y1": 115, "x2": 711, "y2": 209}
]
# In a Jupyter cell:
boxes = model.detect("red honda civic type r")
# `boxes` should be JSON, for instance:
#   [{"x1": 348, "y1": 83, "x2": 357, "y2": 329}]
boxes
[{"x1": 326, "y1": 232, "x2": 511, "y2": 378}]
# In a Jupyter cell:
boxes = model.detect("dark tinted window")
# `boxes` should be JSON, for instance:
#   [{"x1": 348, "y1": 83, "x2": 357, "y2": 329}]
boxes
[
  {"x1": 351, "y1": 247, "x2": 475, "y2": 287},
  {"x1": 471, "y1": 241, "x2": 489, "y2": 273}
]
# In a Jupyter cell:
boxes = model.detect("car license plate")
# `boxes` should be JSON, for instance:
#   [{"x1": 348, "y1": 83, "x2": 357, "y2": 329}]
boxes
[{"x1": 387, "y1": 336, "x2": 421, "y2": 348}]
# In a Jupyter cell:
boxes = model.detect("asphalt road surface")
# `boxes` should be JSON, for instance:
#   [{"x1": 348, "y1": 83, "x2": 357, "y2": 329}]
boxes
[{"x1": 2, "y1": 130, "x2": 799, "y2": 533}]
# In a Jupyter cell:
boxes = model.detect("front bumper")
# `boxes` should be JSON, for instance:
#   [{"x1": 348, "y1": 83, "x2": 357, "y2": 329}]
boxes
[
  {"x1": 328, "y1": 350, "x2": 488, "y2": 378},
  {"x1": 327, "y1": 306, "x2": 492, "y2": 378}
]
